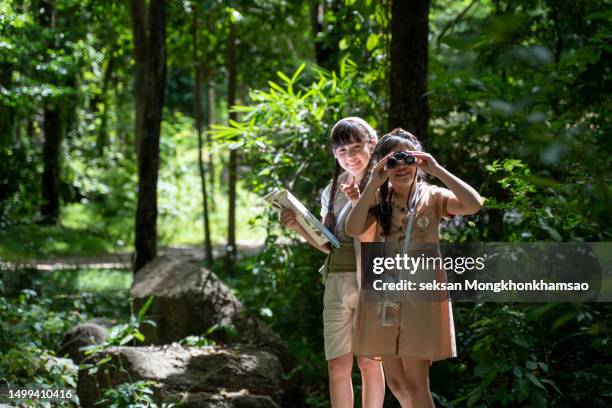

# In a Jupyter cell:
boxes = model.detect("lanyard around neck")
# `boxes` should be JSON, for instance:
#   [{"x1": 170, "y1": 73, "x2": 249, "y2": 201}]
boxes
[{"x1": 402, "y1": 183, "x2": 422, "y2": 255}]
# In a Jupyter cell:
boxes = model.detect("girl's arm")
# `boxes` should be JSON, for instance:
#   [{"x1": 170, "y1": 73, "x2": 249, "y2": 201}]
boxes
[
  {"x1": 281, "y1": 208, "x2": 331, "y2": 254},
  {"x1": 411, "y1": 152, "x2": 484, "y2": 215},
  {"x1": 345, "y1": 180, "x2": 377, "y2": 238},
  {"x1": 345, "y1": 156, "x2": 390, "y2": 237}
]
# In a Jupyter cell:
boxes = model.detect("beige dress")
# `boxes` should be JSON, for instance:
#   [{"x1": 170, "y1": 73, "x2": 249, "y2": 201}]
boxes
[{"x1": 351, "y1": 182, "x2": 457, "y2": 361}]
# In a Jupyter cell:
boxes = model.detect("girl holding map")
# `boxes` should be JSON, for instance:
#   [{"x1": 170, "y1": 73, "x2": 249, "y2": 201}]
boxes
[{"x1": 281, "y1": 117, "x2": 385, "y2": 408}]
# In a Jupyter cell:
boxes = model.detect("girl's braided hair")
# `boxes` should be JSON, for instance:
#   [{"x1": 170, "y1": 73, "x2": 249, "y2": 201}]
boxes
[
  {"x1": 324, "y1": 117, "x2": 377, "y2": 232},
  {"x1": 371, "y1": 128, "x2": 426, "y2": 236}
]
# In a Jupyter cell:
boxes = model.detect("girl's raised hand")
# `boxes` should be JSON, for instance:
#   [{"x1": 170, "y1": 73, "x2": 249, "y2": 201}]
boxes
[
  {"x1": 280, "y1": 207, "x2": 299, "y2": 230},
  {"x1": 407, "y1": 151, "x2": 442, "y2": 176},
  {"x1": 370, "y1": 154, "x2": 391, "y2": 187},
  {"x1": 340, "y1": 176, "x2": 360, "y2": 204}
]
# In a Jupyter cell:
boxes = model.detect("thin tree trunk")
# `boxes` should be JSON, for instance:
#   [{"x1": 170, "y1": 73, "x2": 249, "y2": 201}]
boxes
[
  {"x1": 40, "y1": 105, "x2": 62, "y2": 223},
  {"x1": 388, "y1": 0, "x2": 430, "y2": 145},
  {"x1": 96, "y1": 52, "x2": 115, "y2": 155},
  {"x1": 206, "y1": 77, "x2": 215, "y2": 210},
  {"x1": 550, "y1": 0, "x2": 563, "y2": 64},
  {"x1": 39, "y1": 0, "x2": 62, "y2": 224},
  {"x1": 192, "y1": 5, "x2": 213, "y2": 266},
  {"x1": 225, "y1": 16, "x2": 237, "y2": 271},
  {"x1": 204, "y1": 13, "x2": 216, "y2": 206},
  {"x1": 130, "y1": 0, "x2": 167, "y2": 273},
  {"x1": 0, "y1": 62, "x2": 14, "y2": 144}
]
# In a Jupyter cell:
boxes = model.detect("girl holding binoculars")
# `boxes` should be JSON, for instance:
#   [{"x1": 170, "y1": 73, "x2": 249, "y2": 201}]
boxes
[{"x1": 345, "y1": 128, "x2": 483, "y2": 408}]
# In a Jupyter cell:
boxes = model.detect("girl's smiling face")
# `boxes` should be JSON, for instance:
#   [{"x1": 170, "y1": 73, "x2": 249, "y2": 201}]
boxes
[
  {"x1": 333, "y1": 140, "x2": 373, "y2": 176},
  {"x1": 386, "y1": 143, "x2": 418, "y2": 191}
]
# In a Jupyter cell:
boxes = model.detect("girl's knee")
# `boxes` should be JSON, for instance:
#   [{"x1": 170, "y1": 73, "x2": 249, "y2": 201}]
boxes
[
  {"x1": 386, "y1": 376, "x2": 411, "y2": 401},
  {"x1": 357, "y1": 356, "x2": 381, "y2": 372},
  {"x1": 328, "y1": 355, "x2": 353, "y2": 379},
  {"x1": 403, "y1": 377, "x2": 428, "y2": 395}
]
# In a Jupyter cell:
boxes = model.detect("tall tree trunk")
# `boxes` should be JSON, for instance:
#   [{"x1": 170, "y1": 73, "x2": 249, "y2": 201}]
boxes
[
  {"x1": 192, "y1": 5, "x2": 213, "y2": 266},
  {"x1": 40, "y1": 105, "x2": 62, "y2": 223},
  {"x1": 225, "y1": 16, "x2": 237, "y2": 271},
  {"x1": 206, "y1": 77, "x2": 215, "y2": 210},
  {"x1": 95, "y1": 51, "x2": 115, "y2": 155},
  {"x1": 205, "y1": 13, "x2": 216, "y2": 205},
  {"x1": 0, "y1": 62, "x2": 14, "y2": 143},
  {"x1": 39, "y1": 0, "x2": 62, "y2": 224},
  {"x1": 309, "y1": 0, "x2": 339, "y2": 70},
  {"x1": 388, "y1": 0, "x2": 430, "y2": 145},
  {"x1": 130, "y1": 0, "x2": 167, "y2": 273}
]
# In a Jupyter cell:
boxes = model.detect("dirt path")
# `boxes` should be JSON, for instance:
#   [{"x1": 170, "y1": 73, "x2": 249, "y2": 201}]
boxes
[{"x1": 5, "y1": 241, "x2": 265, "y2": 271}]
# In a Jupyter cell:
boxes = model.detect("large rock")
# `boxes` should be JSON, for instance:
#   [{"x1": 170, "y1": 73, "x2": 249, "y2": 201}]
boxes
[
  {"x1": 129, "y1": 256, "x2": 301, "y2": 405},
  {"x1": 77, "y1": 344, "x2": 284, "y2": 408},
  {"x1": 130, "y1": 257, "x2": 295, "y2": 365}
]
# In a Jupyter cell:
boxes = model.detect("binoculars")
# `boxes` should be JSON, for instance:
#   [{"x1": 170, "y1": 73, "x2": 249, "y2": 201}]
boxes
[{"x1": 386, "y1": 151, "x2": 416, "y2": 168}]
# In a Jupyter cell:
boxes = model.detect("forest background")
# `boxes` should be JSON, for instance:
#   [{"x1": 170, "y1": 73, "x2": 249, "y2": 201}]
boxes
[{"x1": 1, "y1": 0, "x2": 610, "y2": 406}]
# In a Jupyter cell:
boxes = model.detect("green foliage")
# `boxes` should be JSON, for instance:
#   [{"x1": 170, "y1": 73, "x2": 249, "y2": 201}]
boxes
[
  {"x1": 211, "y1": 59, "x2": 383, "y2": 210},
  {"x1": 81, "y1": 297, "x2": 155, "y2": 366},
  {"x1": 0, "y1": 266, "x2": 131, "y2": 401},
  {"x1": 178, "y1": 324, "x2": 219, "y2": 347},
  {"x1": 95, "y1": 380, "x2": 180, "y2": 408},
  {"x1": 1, "y1": 1, "x2": 611, "y2": 406},
  {"x1": 0, "y1": 224, "x2": 113, "y2": 261},
  {"x1": 0, "y1": 286, "x2": 80, "y2": 397},
  {"x1": 432, "y1": 302, "x2": 612, "y2": 407},
  {"x1": 428, "y1": 0, "x2": 612, "y2": 242}
]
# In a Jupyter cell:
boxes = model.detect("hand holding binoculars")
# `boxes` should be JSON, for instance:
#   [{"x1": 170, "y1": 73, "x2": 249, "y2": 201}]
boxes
[{"x1": 386, "y1": 151, "x2": 416, "y2": 169}]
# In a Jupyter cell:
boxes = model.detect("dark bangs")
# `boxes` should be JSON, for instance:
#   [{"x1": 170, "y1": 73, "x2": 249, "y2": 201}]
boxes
[
  {"x1": 330, "y1": 120, "x2": 369, "y2": 150},
  {"x1": 373, "y1": 136, "x2": 416, "y2": 160}
]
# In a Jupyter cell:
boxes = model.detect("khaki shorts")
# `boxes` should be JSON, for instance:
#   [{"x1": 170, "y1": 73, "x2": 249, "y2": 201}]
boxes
[{"x1": 323, "y1": 272, "x2": 359, "y2": 361}]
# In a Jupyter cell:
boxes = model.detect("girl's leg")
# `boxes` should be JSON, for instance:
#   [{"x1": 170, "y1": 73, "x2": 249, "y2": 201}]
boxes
[
  {"x1": 357, "y1": 356, "x2": 385, "y2": 408},
  {"x1": 399, "y1": 357, "x2": 434, "y2": 408},
  {"x1": 381, "y1": 356, "x2": 412, "y2": 408},
  {"x1": 328, "y1": 352, "x2": 354, "y2": 408}
]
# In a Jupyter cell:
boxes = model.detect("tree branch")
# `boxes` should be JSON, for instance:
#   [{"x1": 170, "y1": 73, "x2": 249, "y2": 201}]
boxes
[{"x1": 436, "y1": 0, "x2": 477, "y2": 48}]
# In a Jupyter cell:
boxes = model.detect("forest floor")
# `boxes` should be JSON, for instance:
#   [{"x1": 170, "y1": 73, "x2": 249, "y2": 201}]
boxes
[{"x1": 3, "y1": 241, "x2": 265, "y2": 271}]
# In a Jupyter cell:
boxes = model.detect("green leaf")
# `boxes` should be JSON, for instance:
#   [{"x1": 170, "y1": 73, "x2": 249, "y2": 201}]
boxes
[
  {"x1": 513, "y1": 366, "x2": 523, "y2": 378},
  {"x1": 537, "y1": 218, "x2": 562, "y2": 241},
  {"x1": 291, "y1": 63, "x2": 306, "y2": 82},
  {"x1": 137, "y1": 296, "x2": 154, "y2": 319},
  {"x1": 96, "y1": 356, "x2": 112, "y2": 366},
  {"x1": 516, "y1": 377, "x2": 529, "y2": 401},
  {"x1": 339, "y1": 38, "x2": 349, "y2": 51},
  {"x1": 366, "y1": 34, "x2": 380, "y2": 51},
  {"x1": 467, "y1": 390, "x2": 481, "y2": 406},
  {"x1": 525, "y1": 373, "x2": 546, "y2": 390},
  {"x1": 268, "y1": 80, "x2": 286, "y2": 94},
  {"x1": 133, "y1": 331, "x2": 145, "y2": 342},
  {"x1": 277, "y1": 71, "x2": 292, "y2": 85},
  {"x1": 120, "y1": 334, "x2": 134, "y2": 345},
  {"x1": 540, "y1": 378, "x2": 563, "y2": 395},
  {"x1": 205, "y1": 324, "x2": 219, "y2": 336}
]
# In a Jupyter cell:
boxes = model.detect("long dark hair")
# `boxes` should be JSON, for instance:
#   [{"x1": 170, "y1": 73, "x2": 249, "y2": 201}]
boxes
[
  {"x1": 371, "y1": 128, "x2": 425, "y2": 236},
  {"x1": 324, "y1": 117, "x2": 377, "y2": 232}
]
